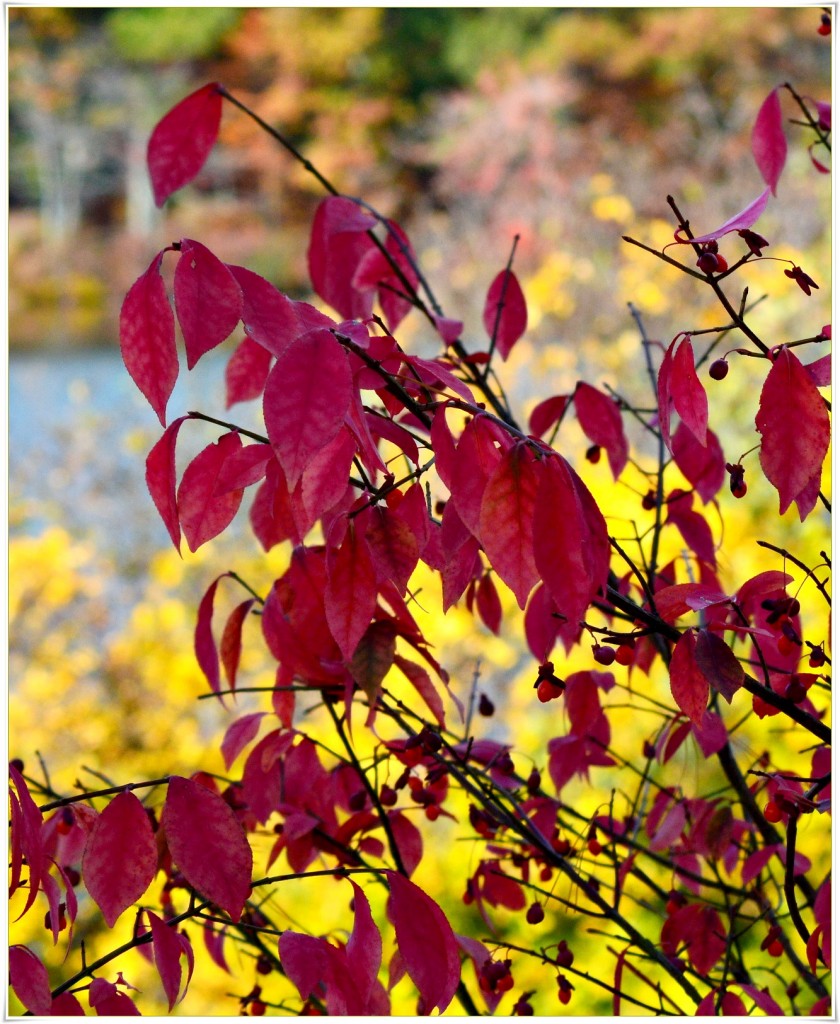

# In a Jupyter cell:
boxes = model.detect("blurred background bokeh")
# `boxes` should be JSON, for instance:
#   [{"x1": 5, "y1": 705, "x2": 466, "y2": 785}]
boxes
[{"x1": 9, "y1": 7, "x2": 831, "y2": 1015}]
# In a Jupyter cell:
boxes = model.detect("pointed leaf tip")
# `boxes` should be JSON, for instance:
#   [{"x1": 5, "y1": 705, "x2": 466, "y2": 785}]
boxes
[
  {"x1": 752, "y1": 87, "x2": 787, "y2": 195},
  {"x1": 148, "y1": 83, "x2": 223, "y2": 207}
]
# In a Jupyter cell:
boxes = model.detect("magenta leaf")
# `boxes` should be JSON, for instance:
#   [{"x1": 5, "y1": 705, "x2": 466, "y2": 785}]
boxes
[
  {"x1": 669, "y1": 630, "x2": 708, "y2": 726},
  {"x1": 194, "y1": 573, "x2": 231, "y2": 697},
  {"x1": 50, "y1": 992, "x2": 86, "y2": 1015},
  {"x1": 120, "y1": 249, "x2": 178, "y2": 426},
  {"x1": 161, "y1": 776, "x2": 253, "y2": 922},
  {"x1": 671, "y1": 336, "x2": 708, "y2": 447},
  {"x1": 805, "y1": 354, "x2": 831, "y2": 388},
  {"x1": 672, "y1": 422, "x2": 725, "y2": 503},
  {"x1": 345, "y1": 879, "x2": 383, "y2": 1009},
  {"x1": 385, "y1": 870, "x2": 461, "y2": 1014},
  {"x1": 263, "y1": 328, "x2": 353, "y2": 488},
  {"x1": 325, "y1": 519, "x2": 378, "y2": 661},
  {"x1": 174, "y1": 239, "x2": 243, "y2": 369},
  {"x1": 88, "y1": 978, "x2": 140, "y2": 1016},
  {"x1": 147, "y1": 82, "x2": 223, "y2": 207},
  {"x1": 148, "y1": 910, "x2": 187, "y2": 1010},
  {"x1": 693, "y1": 629, "x2": 744, "y2": 703},
  {"x1": 177, "y1": 431, "x2": 244, "y2": 552},
  {"x1": 483, "y1": 268, "x2": 527, "y2": 360},
  {"x1": 676, "y1": 186, "x2": 772, "y2": 246},
  {"x1": 145, "y1": 415, "x2": 189, "y2": 552},
  {"x1": 661, "y1": 903, "x2": 726, "y2": 974},
  {"x1": 10, "y1": 945, "x2": 52, "y2": 1016},
  {"x1": 227, "y1": 264, "x2": 320, "y2": 358},
  {"x1": 81, "y1": 791, "x2": 158, "y2": 927},
  {"x1": 756, "y1": 347, "x2": 830, "y2": 519},
  {"x1": 573, "y1": 382, "x2": 629, "y2": 478},
  {"x1": 225, "y1": 336, "x2": 272, "y2": 408},
  {"x1": 528, "y1": 394, "x2": 569, "y2": 438},
  {"x1": 220, "y1": 598, "x2": 256, "y2": 690},
  {"x1": 221, "y1": 712, "x2": 266, "y2": 771},
  {"x1": 478, "y1": 441, "x2": 540, "y2": 609},
  {"x1": 9, "y1": 764, "x2": 45, "y2": 917},
  {"x1": 751, "y1": 87, "x2": 787, "y2": 195},
  {"x1": 308, "y1": 196, "x2": 378, "y2": 319}
]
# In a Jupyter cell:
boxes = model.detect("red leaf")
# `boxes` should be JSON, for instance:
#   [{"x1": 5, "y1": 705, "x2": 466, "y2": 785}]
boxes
[
  {"x1": 693, "y1": 629, "x2": 744, "y2": 702},
  {"x1": 533, "y1": 456, "x2": 607, "y2": 629},
  {"x1": 528, "y1": 394, "x2": 570, "y2": 438},
  {"x1": 308, "y1": 196, "x2": 378, "y2": 319},
  {"x1": 145, "y1": 415, "x2": 189, "y2": 552},
  {"x1": 385, "y1": 870, "x2": 461, "y2": 1014},
  {"x1": 663, "y1": 904, "x2": 726, "y2": 974},
  {"x1": 450, "y1": 415, "x2": 508, "y2": 537},
  {"x1": 263, "y1": 328, "x2": 353, "y2": 488},
  {"x1": 350, "y1": 621, "x2": 397, "y2": 704},
  {"x1": 573, "y1": 383, "x2": 628, "y2": 478},
  {"x1": 476, "y1": 573, "x2": 502, "y2": 635},
  {"x1": 221, "y1": 712, "x2": 265, "y2": 771},
  {"x1": 669, "y1": 630, "x2": 708, "y2": 726},
  {"x1": 353, "y1": 220, "x2": 420, "y2": 331},
  {"x1": 805, "y1": 354, "x2": 831, "y2": 388},
  {"x1": 148, "y1": 910, "x2": 186, "y2": 1010},
  {"x1": 89, "y1": 978, "x2": 140, "y2": 1016},
  {"x1": 162, "y1": 775, "x2": 253, "y2": 922},
  {"x1": 220, "y1": 598, "x2": 255, "y2": 689},
  {"x1": 227, "y1": 264, "x2": 320, "y2": 359},
  {"x1": 478, "y1": 441, "x2": 540, "y2": 608},
  {"x1": 147, "y1": 83, "x2": 222, "y2": 207},
  {"x1": 225, "y1": 336, "x2": 272, "y2": 408},
  {"x1": 177, "y1": 431, "x2": 244, "y2": 552},
  {"x1": 50, "y1": 992, "x2": 86, "y2": 1015},
  {"x1": 671, "y1": 337, "x2": 708, "y2": 447},
  {"x1": 675, "y1": 186, "x2": 771, "y2": 245},
  {"x1": 214, "y1": 443, "x2": 272, "y2": 495},
  {"x1": 120, "y1": 249, "x2": 178, "y2": 426},
  {"x1": 394, "y1": 654, "x2": 445, "y2": 727},
  {"x1": 295, "y1": 427, "x2": 357, "y2": 536},
  {"x1": 81, "y1": 791, "x2": 157, "y2": 927},
  {"x1": 365, "y1": 506, "x2": 420, "y2": 595},
  {"x1": 9, "y1": 764, "x2": 45, "y2": 917},
  {"x1": 174, "y1": 239, "x2": 243, "y2": 369},
  {"x1": 483, "y1": 268, "x2": 527, "y2": 360},
  {"x1": 756, "y1": 347, "x2": 830, "y2": 519},
  {"x1": 346, "y1": 880, "x2": 383, "y2": 1008},
  {"x1": 752, "y1": 88, "x2": 787, "y2": 195},
  {"x1": 10, "y1": 945, "x2": 52, "y2": 1016},
  {"x1": 194, "y1": 573, "x2": 230, "y2": 696},
  {"x1": 387, "y1": 811, "x2": 423, "y2": 877},
  {"x1": 279, "y1": 932, "x2": 332, "y2": 1003},
  {"x1": 672, "y1": 422, "x2": 725, "y2": 503},
  {"x1": 249, "y1": 458, "x2": 300, "y2": 552},
  {"x1": 738, "y1": 983, "x2": 783, "y2": 1016},
  {"x1": 325, "y1": 519, "x2": 378, "y2": 661}
]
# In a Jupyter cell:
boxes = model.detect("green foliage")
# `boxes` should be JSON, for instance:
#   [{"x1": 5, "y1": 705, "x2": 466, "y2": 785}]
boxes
[{"x1": 105, "y1": 7, "x2": 242, "y2": 63}]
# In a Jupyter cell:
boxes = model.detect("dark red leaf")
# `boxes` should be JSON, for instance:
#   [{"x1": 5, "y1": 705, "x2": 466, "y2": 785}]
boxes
[
  {"x1": 483, "y1": 268, "x2": 527, "y2": 360},
  {"x1": 177, "y1": 431, "x2": 244, "y2": 552},
  {"x1": 10, "y1": 945, "x2": 52, "y2": 1016},
  {"x1": 394, "y1": 654, "x2": 446, "y2": 727},
  {"x1": 450, "y1": 415, "x2": 508, "y2": 538},
  {"x1": 147, "y1": 83, "x2": 222, "y2": 207},
  {"x1": 221, "y1": 712, "x2": 265, "y2": 771},
  {"x1": 751, "y1": 88, "x2": 787, "y2": 195},
  {"x1": 671, "y1": 422, "x2": 725, "y2": 503},
  {"x1": 365, "y1": 506, "x2": 420, "y2": 595},
  {"x1": 345, "y1": 879, "x2": 383, "y2": 1009},
  {"x1": 693, "y1": 629, "x2": 744, "y2": 703},
  {"x1": 194, "y1": 573, "x2": 230, "y2": 697},
  {"x1": 476, "y1": 573, "x2": 502, "y2": 635},
  {"x1": 573, "y1": 382, "x2": 628, "y2": 478},
  {"x1": 387, "y1": 811, "x2": 423, "y2": 877},
  {"x1": 528, "y1": 394, "x2": 570, "y2": 438},
  {"x1": 325, "y1": 519, "x2": 378, "y2": 661},
  {"x1": 350, "y1": 621, "x2": 397, "y2": 704},
  {"x1": 263, "y1": 328, "x2": 353, "y2": 488},
  {"x1": 308, "y1": 196, "x2": 378, "y2": 319},
  {"x1": 756, "y1": 347, "x2": 830, "y2": 519},
  {"x1": 145, "y1": 415, "x2": 189, "y2": 552},
  {"x1": 162, "y1": 775, "x2": 253, "y2": 922},
  {"x1": 670, "y1": 336, "x2": 708, "y2": 447},
  {"x1": 81, "y1": 791, "x2": 158, "y2": 927},
  {"x1": 478, "y1": 442, "x2": 540, "y2": 609},
  {"x1": 89, "y1": 978, "x2": 140, "y2": 1016},
  {"x1": 227, "y1": 264, "x2": 319, "y2": 359},
  {"x1": 174, "y1": 239, "x2": 243, "y2": 369},
  {"x1": 669, "y1": 630, "x2": 708, "y2": 726},
  {"x1": 148, "y1": 910, "x2": 187, "y2": 1010},
  {"x1": 9, "y1": 764, "x2": 45, "y2": 917},
  {"x1": 220, "y1": 598, "x2": 255, "y2": 690},
  {"x1": 385, "y1": 870, "x2": 461, "y2": 1014},
  {"x1": 225, "y1": 336, "x2": 272, "y2": 408},
  {"x1": 120, "y1": 249, "x2": 178, "y2": 426},
  {"x1": 50, "y1": 992, "x2": 86, "y2": 1015}
]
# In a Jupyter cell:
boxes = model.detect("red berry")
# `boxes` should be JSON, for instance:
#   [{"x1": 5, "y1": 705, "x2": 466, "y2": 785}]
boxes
[
  {"x1": 537, "y1": 678, "x2": 563, "y2": 703},
  {"x1": 818, "y1": 14, "x2": 831, "y2": 34},
  {"x1": 641, "y1": 490, "x2": 657, "y2": 510},
  {"x1": 767, "y1": 938, "x2": 784, "y2": 957},
  {"x1": 696, "y1": 251, "x2": 719, "y2": 274},
  {"x1": 714, "y1": 254, "x2": 728, "y2": 272},
  {"x1": 585, "y1": 444, "x2": 601, "y2": 464},
  {"x1": 709, "y1": 358, "x2": 729, "y2": 380},
  {"x1": 587, "y1": 838, "x2": 602, "y2": 856},
  {"x1": 525, "y1": 902, "x2": 545, "y2": 925},
  {"x1": 614, "y1": 643, "x2": 635, "y2": 666},
  {"x1": 809, "y1": 648, "x2": 826, "y2": 668},
  {"x1": 731, "y1": 478, "x2": 747, "y2": 499},
  {"x1": 764, "y1": 801, "x2": 783, "y2": 823},
  {"x1": 526, "y1": 768, "x2": 541, "y2": 793},
  {"x1": 424, "y1": 805, "x2": 441, "y2": 821},
  {"x1": 379, "y1": 784, "x2": 397, "y2": 807}
]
